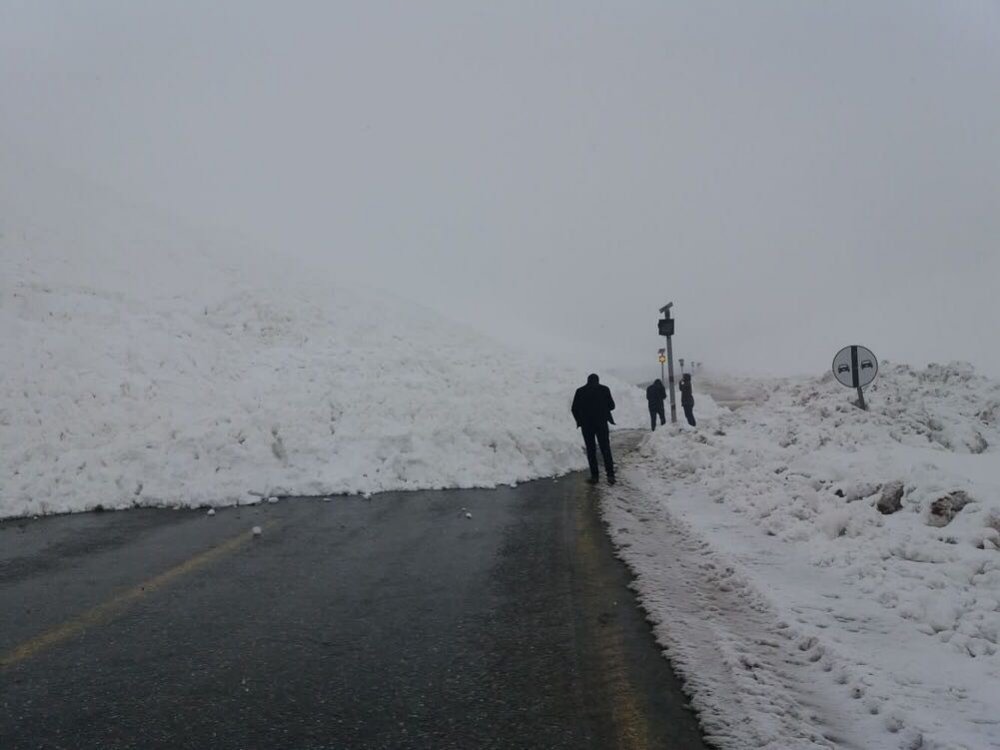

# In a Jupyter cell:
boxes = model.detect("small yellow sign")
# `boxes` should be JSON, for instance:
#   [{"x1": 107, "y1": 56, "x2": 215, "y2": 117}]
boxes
[{"x1": 658, "y1": 355, "x2": 666, "y2": 364}]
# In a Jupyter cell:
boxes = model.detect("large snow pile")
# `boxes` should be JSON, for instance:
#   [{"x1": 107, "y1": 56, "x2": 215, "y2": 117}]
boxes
[
  {"x1": 605, "y1": 366, "x2": 1000, "y2": 750},
  {"x1": 0, "y1": 163, "x2": 645, "y2": 519}
]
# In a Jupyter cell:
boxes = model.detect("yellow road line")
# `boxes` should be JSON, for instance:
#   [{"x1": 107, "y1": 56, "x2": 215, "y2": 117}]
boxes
[
  {"x1": 1, "y1": 523, "x2": 270, "y2": 669},
  {"x1": 574, "y1": 502, "x2": 649, "y2": 750}
]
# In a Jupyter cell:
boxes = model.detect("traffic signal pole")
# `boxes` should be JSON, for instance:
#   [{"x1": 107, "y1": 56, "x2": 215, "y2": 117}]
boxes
[
  {"x1": 666, "y1": 330, "x2": 677, "y2": 424},
  {"x1": 659, "y1": 303, "x2": 677, "y2": 424}
]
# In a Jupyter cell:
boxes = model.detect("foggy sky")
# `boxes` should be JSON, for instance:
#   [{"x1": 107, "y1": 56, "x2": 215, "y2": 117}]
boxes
[{"x1": 3, "y1": 1, "x2": 998, "y2": 376}]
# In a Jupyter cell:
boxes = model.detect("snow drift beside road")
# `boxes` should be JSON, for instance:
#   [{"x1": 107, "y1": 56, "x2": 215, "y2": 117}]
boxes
[
  {"x1": 606, "y1": 366, "x2": 1000, "y2": 749},
  {"x1": 0, "y1": 162, "x2": 645, "y2": 519}
]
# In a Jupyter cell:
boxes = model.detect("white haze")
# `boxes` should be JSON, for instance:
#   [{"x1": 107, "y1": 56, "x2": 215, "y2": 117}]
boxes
[{"x1": 2, "y1": 1, "x2": 998, "y2": 377}]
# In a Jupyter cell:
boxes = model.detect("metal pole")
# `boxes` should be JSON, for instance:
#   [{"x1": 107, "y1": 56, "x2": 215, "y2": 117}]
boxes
[
  {"x1": 660, "y1": 360, "x2": 665, "y2": 384},
  {"x1": 659, "y1": 302, "x2": 678, "y2": 424},
  {"x1": 666, "y1": 331, "x2": 677, "y2": 423},
  {"x1": 851, "y1": 344, "x2": 867, "y2": 411}
]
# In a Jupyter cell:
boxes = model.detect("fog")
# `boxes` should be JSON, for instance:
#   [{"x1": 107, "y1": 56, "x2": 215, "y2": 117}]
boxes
[{"x1": 3, "y1": 1, "x2": 998, "y2": 377}]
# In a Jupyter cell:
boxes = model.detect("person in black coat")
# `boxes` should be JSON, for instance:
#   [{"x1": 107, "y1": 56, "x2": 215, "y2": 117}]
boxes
[
  {"x1": 571, "y1": 374, "x2": 616, "y2": 485},
  {"x1": 679, "y1": 373, "x2": 696, "y2": 427},
  {"x1": 645, "y1": 378, "x2": 667, "y2": 431}
]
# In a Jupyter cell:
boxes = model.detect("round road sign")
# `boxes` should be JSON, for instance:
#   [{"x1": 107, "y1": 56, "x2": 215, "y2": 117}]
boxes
[{"x1": 832, "y1": 345, "x2": 878, "y2": 388}]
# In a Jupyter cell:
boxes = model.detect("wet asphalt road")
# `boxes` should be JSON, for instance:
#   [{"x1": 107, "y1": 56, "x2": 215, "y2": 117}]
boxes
[{"x1": 0, "y1": 445, "x2": 706, "y2": 749}]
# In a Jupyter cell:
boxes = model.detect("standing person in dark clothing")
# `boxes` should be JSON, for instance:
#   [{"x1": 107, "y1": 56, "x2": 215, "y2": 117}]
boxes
[
  {"x1": 571, "y1": 374, "x2": 616, "y2": 485},
  {"x1": 679, "y1": 373, "x2": 696, "y2": 426},
  {"x1": 645, "y1": 378, "x2": 667, "y2": 431}
]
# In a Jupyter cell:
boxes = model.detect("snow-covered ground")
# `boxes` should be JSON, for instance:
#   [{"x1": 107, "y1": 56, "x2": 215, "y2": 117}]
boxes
[
  {"x1": 606, "y1": 366, "x2": 1000, "y2": 750},
  {"x1": 0, "y1": 160, "x2": 645, "y2": 519}
]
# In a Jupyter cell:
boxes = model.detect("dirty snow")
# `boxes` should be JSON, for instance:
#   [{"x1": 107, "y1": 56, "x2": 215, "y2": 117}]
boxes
[
  {"x1": 605, "y1": 366, "x2": 1000, "y2": 749},
  {"x1": 0, "y1": 159, "x2": 645, "y2": 519}
]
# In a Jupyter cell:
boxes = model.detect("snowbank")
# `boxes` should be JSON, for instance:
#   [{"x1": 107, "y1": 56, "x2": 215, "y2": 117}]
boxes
[
  {"x1": 0, "y1": 162, "x2": 645, "y2": 518},
  {"x1": 605, "y1": 366, "x2": 1000, "y2": 749}
]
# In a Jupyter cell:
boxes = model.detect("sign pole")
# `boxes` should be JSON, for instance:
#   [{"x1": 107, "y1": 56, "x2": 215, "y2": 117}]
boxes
[{"x1": 851, "y1": 345, "x2": 868, "y2": 411}]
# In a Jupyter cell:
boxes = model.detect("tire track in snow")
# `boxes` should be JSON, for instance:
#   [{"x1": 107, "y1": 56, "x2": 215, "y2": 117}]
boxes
[{"x1": 601, "y1": 475, "x2": 864, "y2": 750}]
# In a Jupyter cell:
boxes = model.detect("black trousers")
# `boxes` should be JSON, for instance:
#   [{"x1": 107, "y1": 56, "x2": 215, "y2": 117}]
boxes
[
  {"x1": 649, "y1": 403, "x2": 665, "y2": 431},
  {"x1": 581, "y1": 423, "x2": 614, "y2": 479},
  {"x1": 683, "y1": 405, "x2": 696, "y2": 427}
]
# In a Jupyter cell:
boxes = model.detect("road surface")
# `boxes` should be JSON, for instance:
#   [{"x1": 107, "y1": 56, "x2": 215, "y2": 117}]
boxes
[{"x1": 0, "y1": 436, "x2": 706, "y2": 750}]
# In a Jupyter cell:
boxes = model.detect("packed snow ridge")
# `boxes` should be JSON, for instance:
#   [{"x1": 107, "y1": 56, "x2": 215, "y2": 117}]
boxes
[
  {"x1": 606, "y1": 365, "x2": 1000, "y2": 750},
  {"x1": 0, "y1": 163, "x2": 644, "y2": 519}
]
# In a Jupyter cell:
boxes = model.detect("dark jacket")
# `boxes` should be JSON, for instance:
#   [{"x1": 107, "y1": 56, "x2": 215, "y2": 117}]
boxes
[
  {"x1": 572, "y1": 377, "x2": 616, "y2": 428},
  {"x1": 679, "y1": 377, "x2": 695, "y2": 408},
  {"x1": 646, "y1": 380, "x2": 667, "y2": 405}
]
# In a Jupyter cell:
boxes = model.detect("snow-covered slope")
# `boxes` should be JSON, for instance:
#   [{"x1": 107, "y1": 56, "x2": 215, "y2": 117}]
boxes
[
  {"x1": 606, "y1": 366, "x2": 1000, "y2": 749},
  {"x1": 0, "y1": 161, "x2": 645, "y2": 519}
]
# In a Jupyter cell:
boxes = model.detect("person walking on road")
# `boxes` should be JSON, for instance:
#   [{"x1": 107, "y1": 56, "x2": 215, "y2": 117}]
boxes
[
  {"x1": 645, "y1": 378, "x2": 667, "y2": 431},
  {"x1": 679, "y1": 373, "x2": 696, "y2": 427},
  {"x1": 571, "y1": 374, "x2": 616, "y2": 485}
]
